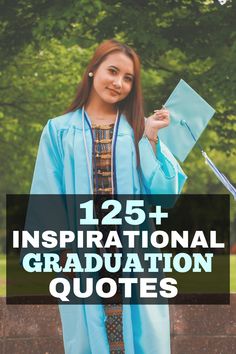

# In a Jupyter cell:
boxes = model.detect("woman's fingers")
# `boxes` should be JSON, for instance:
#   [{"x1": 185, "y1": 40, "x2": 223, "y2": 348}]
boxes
[
  {"x1": 153, "y1": 108, "x2": 169, "y2": 115},
  {"x1": 145, "y1": 108, "x2": 170, "y2": 136},
  {"x1": 153, "y1": 110, "x2": 170, "y2": 121}
]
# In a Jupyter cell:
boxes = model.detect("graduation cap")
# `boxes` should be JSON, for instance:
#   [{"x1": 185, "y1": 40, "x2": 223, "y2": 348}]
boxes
[{"x1": 158, "y1": 79, "x2": 236, "y2": 199}]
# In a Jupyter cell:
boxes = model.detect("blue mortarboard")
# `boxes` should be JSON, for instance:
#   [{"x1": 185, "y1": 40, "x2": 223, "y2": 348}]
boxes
[
  {"x1": 159, "y1": 79, "x2": 215, "y2": 162},
  {"x1": 158, "y1": 79, "x2": 236, "y2": 199}
]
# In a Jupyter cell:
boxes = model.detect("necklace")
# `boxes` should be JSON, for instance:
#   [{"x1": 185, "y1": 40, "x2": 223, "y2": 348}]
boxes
[{"x1": 82, "y1": 106, "x2": 120, "y2": 194}]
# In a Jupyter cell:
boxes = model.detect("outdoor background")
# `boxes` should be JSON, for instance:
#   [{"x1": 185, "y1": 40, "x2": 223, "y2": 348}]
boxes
[{"x1": 0, "y1": 0, "x2": 235, "y2": 295}]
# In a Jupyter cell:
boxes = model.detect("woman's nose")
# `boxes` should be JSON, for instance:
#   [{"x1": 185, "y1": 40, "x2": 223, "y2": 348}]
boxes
[{"x1": 113, "y1": 76, "x2": 122, "y2": 88}]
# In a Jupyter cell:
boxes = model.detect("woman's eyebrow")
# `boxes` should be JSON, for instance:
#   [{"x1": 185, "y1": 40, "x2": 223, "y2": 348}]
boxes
[{"x1": 108, "y1": 65, "x2": 134, "y2": 77}]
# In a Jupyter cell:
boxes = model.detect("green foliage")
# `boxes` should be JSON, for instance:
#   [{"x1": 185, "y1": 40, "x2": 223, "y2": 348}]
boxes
[{"x1": 0, "y1": 39, "x2": 93, "y2": 194}]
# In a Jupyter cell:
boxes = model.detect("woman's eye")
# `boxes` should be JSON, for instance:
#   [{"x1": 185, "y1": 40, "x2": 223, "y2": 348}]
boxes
[
  {"x1": 124, "y1": 76, "x2": 133, "y2": 83},
  {"x1": 109, "y1": 68, "x2": 117, "y2": 74}
]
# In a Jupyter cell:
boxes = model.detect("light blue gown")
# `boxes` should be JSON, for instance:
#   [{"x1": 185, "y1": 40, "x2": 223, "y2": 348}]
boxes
[{"x1": 31, "y1": 108, "x2": 187, "y2": 354}]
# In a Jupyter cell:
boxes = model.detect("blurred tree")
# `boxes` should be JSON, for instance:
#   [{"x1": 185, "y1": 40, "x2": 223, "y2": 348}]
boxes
[{"x1": 0, "y1": 39, "x2": 94, "y2": 194}]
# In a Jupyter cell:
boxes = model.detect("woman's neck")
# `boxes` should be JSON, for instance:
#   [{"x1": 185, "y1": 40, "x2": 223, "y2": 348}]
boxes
[{"x1": 85, "y1": 93, "x2": 118, "y2": 125}]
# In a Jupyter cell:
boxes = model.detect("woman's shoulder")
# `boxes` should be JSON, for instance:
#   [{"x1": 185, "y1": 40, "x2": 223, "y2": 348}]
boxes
[
  {"x1": 49, "y1": 109, "x2": 82, "y2": 131},
  {"x1": 117, "y1": 114, "x2": 134, "y2": 137}
]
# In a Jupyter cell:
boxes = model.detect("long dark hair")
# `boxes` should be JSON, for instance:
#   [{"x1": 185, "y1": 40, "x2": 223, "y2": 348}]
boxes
[{"x1": 65, "y1": 39, "x2": 144, "y2": 164}]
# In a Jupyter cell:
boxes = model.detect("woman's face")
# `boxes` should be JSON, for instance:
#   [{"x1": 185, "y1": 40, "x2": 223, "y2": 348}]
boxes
[{"x1": 91, "y1": 51, "x2": 134, "y2": 106}]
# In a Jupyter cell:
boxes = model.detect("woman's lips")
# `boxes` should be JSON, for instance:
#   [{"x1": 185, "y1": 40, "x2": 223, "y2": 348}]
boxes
[{"x1": 107, "y1": 88, "x2": 120, "y2": 95}]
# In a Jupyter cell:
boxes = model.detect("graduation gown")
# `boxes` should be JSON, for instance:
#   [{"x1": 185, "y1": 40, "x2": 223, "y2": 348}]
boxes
[{"x1": 30, "y1": 108, "x2": 187, "y2": 354}]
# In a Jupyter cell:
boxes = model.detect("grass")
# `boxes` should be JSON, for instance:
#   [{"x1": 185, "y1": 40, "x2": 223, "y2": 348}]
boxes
[
  {"x1": 0, "y1": 254, "x2": 6, "y2": 296},
  {"x1": 231, "y1": 254, "x2": 236, "y2": 292},
  {"x1": 0, "y1": 254, "x2": 236, "y2": 297}
]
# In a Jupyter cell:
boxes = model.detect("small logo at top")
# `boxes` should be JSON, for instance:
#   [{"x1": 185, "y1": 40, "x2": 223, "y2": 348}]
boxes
[{"x1": 218, "y1": 0, "x2": 229, "y2": 5}]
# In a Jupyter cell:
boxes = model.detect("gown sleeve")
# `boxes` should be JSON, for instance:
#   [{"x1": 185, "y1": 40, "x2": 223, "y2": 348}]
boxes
[
  {"x1": 30, "y1": 119, "x2": 64, "y2": 194},
  {"x1": 139, "y1": 136, "x2": 187, "y2": 194},
  {"x1": 25, "y1": 119, "x2": 66, "y2": 257}
]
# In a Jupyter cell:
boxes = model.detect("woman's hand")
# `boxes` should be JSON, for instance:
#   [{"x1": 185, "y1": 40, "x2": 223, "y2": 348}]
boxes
[{"x1": 145, "y1": 107, "x2": 170, "y2": 141}]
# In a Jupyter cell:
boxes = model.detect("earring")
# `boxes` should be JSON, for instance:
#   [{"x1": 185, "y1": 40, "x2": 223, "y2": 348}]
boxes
[{"x1": 88, "y1": 72, "x2": 94, "y2": 77}]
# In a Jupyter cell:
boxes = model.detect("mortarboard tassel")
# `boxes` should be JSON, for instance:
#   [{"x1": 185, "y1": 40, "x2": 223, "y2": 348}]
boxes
[{"x1": 181, "y1": 120, "x2": 236, "y2": 199}]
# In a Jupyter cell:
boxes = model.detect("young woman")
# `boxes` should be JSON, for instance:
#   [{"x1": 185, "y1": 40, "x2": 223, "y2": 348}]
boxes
[{"x1": 31, "y1": 39, "x2": 187, "y2": 354}]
